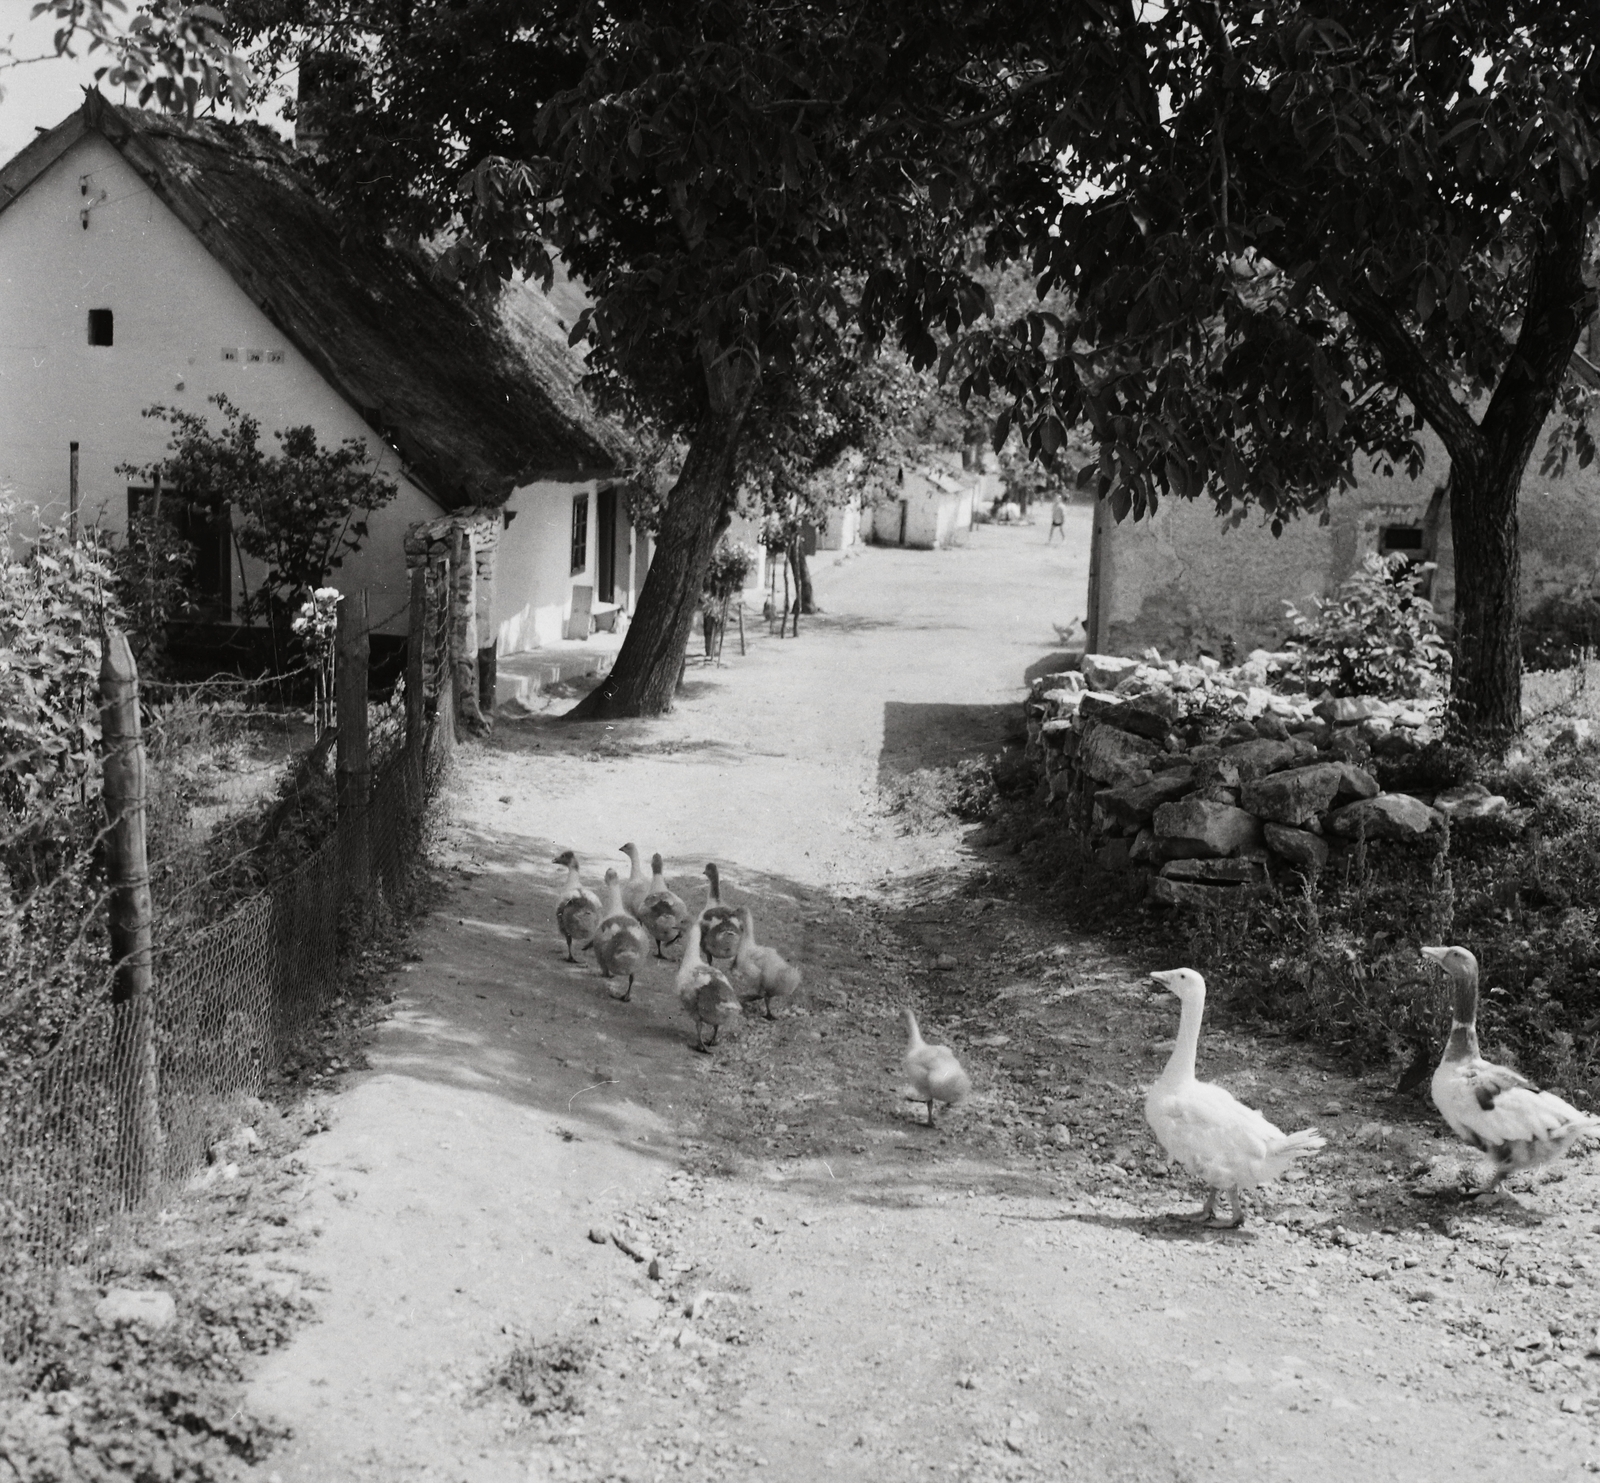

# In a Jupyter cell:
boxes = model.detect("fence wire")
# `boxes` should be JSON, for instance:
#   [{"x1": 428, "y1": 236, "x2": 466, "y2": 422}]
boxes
[{"x1": 0, "y1": 710, "x2": 449, "y2": 1361}]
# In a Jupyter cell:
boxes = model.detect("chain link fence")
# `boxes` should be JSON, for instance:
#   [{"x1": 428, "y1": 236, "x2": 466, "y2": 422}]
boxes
[{"x1": 0, "y1": 606, "x2": 452, "y2": 1360}]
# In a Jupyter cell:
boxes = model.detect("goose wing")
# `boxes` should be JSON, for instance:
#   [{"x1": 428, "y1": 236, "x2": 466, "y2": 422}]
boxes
[
  {"x1": 642, "y1": 889, "x2": 688, "y2": 938},
  {"x1": 558, "y1": 890, "x2": 602, "y2": 937},
  {"x1": 1436, "y1": 1057, "x2": 1598, "y2": 1147},
  {"x1": 1145, "y1": 1080, "x2": 1290, "y2": 1187}
]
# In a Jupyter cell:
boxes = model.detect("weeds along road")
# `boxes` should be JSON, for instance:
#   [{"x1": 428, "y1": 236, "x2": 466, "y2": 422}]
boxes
[{"x1": 245, "y1": 516, "x2": 1600, "y2": 1483}]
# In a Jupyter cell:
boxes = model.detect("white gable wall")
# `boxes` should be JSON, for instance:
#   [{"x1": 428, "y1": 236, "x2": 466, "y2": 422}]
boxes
[{"x1": 0, "y1": 133, "x2": 441, "y2": 636}]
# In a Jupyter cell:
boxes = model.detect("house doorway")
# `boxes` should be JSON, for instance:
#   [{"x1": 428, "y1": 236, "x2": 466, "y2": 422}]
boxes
[
  {"x1": 596, "y1": 486, "x2": 618, "y2": 603},
  {"x1": 127, "y1": 486, "x2": 231, "y2": 619}
]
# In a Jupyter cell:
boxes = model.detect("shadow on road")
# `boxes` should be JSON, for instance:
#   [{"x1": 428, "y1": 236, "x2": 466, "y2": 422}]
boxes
[{"x1": 877, "y1": 699, "x2": 1017, "y2": 783}]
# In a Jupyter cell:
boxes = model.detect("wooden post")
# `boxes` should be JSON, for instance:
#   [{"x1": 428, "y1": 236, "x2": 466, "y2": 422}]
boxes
[
  {"x1": 100, "y1": 627, "x2": 164, "y2": 1202},
  {"x1": 405, "y1": 564, "x2": 426, "y2": 758},
  {"x1": 68, "y1": 441, "x2": 80, "y2": 541},
  {"x1": 336, "y1": 589, "x2": 371, "y2": 903}
]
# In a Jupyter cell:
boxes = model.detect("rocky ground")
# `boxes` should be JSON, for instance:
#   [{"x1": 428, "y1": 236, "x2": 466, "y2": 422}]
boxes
[{"x1": 187, "y1": 518, "x2": 1600, "y2": 1481}]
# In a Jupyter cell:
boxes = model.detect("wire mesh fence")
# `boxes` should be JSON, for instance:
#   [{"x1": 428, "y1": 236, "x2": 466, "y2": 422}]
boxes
[{"x1": 0, "y1": 617, "x2": 451, "y2": 1362}]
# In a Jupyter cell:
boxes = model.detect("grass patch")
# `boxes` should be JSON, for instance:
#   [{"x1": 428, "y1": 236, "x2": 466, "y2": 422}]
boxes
[
  {"x1": 881, "y1": 760, "x2": 996, "y2": 833},
  {"x1": 0, "y1": 1100, "x2": 310, "y2": 1482},
  {"x1": 481, "y1": 1337, "x2": 592, "y2": 1417}
]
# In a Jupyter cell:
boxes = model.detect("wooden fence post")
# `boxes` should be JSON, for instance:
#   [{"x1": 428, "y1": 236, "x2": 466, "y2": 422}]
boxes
[
  {"x1": 336, "y1": 589, "x2": 371, "y2": 903},
  {"x1": 100, "y1": 627, "x2": 164, "y2": 1203},
  {"x1": 406, "y1": 565, "x2": 426, "y2": 758}
]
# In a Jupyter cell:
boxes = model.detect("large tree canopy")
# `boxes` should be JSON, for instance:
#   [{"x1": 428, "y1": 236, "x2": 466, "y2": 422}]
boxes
[
  {"x1": 28, "y1": 2, "x2": 1598, "y2": 734},
  {"x1": 227, "y1": 0, "x2": 1002, "y2": 716},
  {"x1": 880, "y1": 0, "x2": 1600, "y2": 734}
]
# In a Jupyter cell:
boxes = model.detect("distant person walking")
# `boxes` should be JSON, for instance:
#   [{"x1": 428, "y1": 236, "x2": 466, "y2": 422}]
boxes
[{"x1": 1047, "y1": 495, "x2": 1066, "y2": 543}]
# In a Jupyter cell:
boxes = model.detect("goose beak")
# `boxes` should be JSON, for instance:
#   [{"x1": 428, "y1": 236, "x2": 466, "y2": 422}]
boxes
[
  {"x1": 1420, "y1": 946, "x2": 1448, "y2": 965},
  {"x1": 1148, "y1": 970, "x2": 1177, "y2": 993}
]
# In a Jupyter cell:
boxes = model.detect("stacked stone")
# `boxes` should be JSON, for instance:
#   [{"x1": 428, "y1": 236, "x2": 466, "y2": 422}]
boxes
[
  {"x1": 404, "y1": 509, "x2": 502, "y2": 733},
  {"x1": 1023, "y1": 650, "x2": 1511, "y2": 908}
]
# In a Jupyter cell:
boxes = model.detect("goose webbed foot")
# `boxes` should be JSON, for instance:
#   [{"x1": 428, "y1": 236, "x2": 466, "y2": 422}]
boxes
[
  {"x1": 1186, "y1": 1191, "x2": 1219, "y2": 1224},
  {"x1": 621, "y1": 977, "x2": 634, "y2": 1003},
  {"x1": 1215, "y1": 1190, "x2": 1247, "y2": 1229},
  {"x1": 564, "y1": 940, "x2": 576, "y2": 963},
  {"x1": 708, "y1": 1024, "x2": 720, "y2": 1046},
  {"x1": 762, "y1": 1001, "x2": 776, "y2": 1021}
]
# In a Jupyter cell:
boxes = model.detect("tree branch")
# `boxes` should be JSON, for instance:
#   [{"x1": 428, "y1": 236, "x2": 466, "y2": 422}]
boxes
[
  {"x1": 1333, "y1": 276, "x2": 1484, "y2": 476},
  {"x1": 1478, "y1": 194, "x2": 1595, "y2": 479}
]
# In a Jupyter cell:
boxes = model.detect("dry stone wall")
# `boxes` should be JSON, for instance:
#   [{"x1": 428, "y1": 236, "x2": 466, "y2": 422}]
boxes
[{"x1": 1024, "y1": 647, "x2": 1516, "y2": 907}]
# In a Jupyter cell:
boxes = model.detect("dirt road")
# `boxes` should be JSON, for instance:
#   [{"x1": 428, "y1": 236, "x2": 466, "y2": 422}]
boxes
[{"x1": 244, "y1": 516, "x2": 1600, "y2": 1482}]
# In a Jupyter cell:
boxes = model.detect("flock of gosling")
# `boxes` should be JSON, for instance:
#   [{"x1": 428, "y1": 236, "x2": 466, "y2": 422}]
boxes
[{"x1": 552, "y1": 851, "x2": 1600, "y2": 1220}]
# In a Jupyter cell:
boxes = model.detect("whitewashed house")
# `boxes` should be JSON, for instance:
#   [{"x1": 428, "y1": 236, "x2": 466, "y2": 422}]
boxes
[
  {"x1": 0, "y1": 93, "x2": 634, "y2": 654},
  {"x1": 864, "y1": 455, "x2": 975, "y2": 549}
]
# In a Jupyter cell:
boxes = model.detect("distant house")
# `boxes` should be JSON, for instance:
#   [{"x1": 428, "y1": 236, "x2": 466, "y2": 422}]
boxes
[
  {"x1": 0, "y1": 92, "x2": 635, "y2": 653},
  {"x1": 1084, "y1": 420, "x2": 1600, "y2": 660},
  {"x1": 863, "y1": 454, "x2": 976, "y2": 549}
]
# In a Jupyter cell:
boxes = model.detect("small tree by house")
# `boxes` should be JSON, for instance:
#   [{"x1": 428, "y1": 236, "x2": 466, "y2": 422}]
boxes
[{"x1": 119, "y1": 394, "x2": 398, "y2": 634}]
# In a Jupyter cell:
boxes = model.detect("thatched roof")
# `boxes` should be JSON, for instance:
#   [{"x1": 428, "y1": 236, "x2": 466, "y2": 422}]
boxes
[{"x1": 0, "y1": 92, "x2": 631, "y2": 508}]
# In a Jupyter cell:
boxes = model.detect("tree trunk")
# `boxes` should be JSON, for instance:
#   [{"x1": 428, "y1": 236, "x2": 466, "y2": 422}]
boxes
[
  {"x1": 567, "y1": 405, "x2": 747, "y2": 719},
  {"x1": 795, "y1": 544, "x2": 817, "y2": 615},
  {"x1": 1447, "y1": 464, "x2": 1522, "y2": 735},
  {"x1": 1447, "y1": 197, "x2": 1593, "y2": 735},
  {"x1": 1335, "y1": 195, "x2": 1593, "y2": 738}
]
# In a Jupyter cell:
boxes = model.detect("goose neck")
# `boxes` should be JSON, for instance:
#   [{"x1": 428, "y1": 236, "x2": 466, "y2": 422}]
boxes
[
  {"x1": 1443, "y1": 969, "x2": 1481, "y2": 1062},
  {"x1": 564, "y1": 863, "x2": 582, "y2": 892},
  {"x1": 1163, "y1": 990, "x2": 1205, "y2": 1084}
]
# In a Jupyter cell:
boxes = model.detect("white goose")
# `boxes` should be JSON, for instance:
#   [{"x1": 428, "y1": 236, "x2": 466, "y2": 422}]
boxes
[
  {"x1": 732, "y1": 906, "x2": 802, "y2": 1019},
  {"x1": 619, "y1": 842, "x2": 652, "y2": 918},
  {"x1": 593, "y1": 868, "x2": 652, "y2": 1002},
  {"x1": 697, "y1": 862, "x2": 743, "y2": 963},
  {"x1": 1422, "y1": 945, "x2": 1600, "y2": 1192},
  {"x1": 676, "y1": 918, "x2": 742, "y2": 1052},
  {"x1": 639, "y1": 853, "x2": 690, "y2": 959},
  {"x1": 902, "y1": 1008, "x2": 971, "y2": 1126},
  {"x1": 552, "y1": 850, "x2": 602, "y2": 963},
  {"x1": 1145, "y1": 968, "x2": 1325, "y2": 1227}
]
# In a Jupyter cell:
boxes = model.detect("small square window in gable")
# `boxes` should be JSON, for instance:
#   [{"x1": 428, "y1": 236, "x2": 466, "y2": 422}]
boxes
[{"x1": 87, "y1": 308, "x2": 113, "y2": 346}]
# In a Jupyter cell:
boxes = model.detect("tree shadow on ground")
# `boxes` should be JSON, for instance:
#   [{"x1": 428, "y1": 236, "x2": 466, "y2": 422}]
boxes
[
  {"x1": 390, "y1": 803, "x2": 1474, "y2": 1243},
  {"x1": 877, "y1": 700, "x2": 1019, "y2": 787}
]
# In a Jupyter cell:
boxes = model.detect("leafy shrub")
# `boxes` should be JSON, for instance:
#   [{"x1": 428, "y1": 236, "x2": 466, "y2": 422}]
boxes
[
  {"x1": 121, "y1": 395, "x2": 397, "y2": 623},
  {"x1": 702, "y1": 540, "x2": 758, "y2": 603},
  {"x1": 1521, "y1": 591, "x2": 1600, "y2": 672},
  {"x1": 0, "y1": 494, "x2": 125, "y2": 816},
  {"x1": 109, "y1": 495, "x2": 198, "y2": 678},
  {"x1": 1284, "y1": 552, "x2": 1451, "y2": 698},
  {"x1": 882, "y1": 758, "x2": 998, "y2": 833}
]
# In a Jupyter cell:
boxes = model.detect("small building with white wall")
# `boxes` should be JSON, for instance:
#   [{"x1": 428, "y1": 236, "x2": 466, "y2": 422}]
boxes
[
  {"x1": 864, "y1": 455, "x2": 975, "y2": 549},
  {"x1": 0, "y1": 93, "x2": 632, "y2": 655},
  {"x1": 1083, "y1": 416, "x2": 1600, "y2": 660}
]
